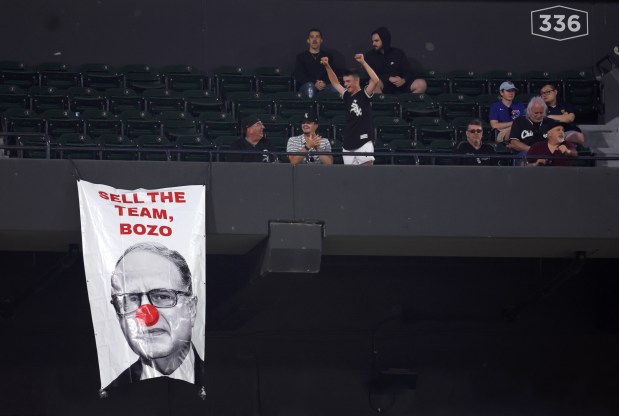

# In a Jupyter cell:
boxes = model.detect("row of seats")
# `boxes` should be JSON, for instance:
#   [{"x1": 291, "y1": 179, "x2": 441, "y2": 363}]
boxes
[
  {"x1": 0, "y1": 61, "x2": 602, "y2": 103},
  {"x1": 4, "y1": 131, "x2": 594, "y2": 168},
  {"x1": 1, "y1": 105, "x2": 489, "y2": 146},
  {"x1": 0, "y1": 82, "x2": 601, "y2": 128}
]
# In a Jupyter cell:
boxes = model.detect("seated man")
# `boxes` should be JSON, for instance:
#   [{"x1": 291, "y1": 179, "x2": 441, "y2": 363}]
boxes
[
  {"x1": 527, "y1": 119, "x2": 578, "y2": 166},
  {"x1": 364, "y1": 26, "x2": 426, "y2": 94},
  {"x1": 226, "y1": 115, "x2": 276, "y2": 163},
  {"x1": 287, "y1": 110, "x2": 333, "y2": 165},
  {"x1": 540, "y1": 84, "x2": 585, "y2": 145},
  {"x1": 489, "y1": 81, "x2": 526, "y2": 143},
  {"x1": 453, "y1": 119, "x2": 497, "y2": 166},
  {"x1": 508, "y1": 96, "x2": 553, "y2": 164},
  {"x1": 294, "y1": 29, "x2": 337, "y2": 98}
]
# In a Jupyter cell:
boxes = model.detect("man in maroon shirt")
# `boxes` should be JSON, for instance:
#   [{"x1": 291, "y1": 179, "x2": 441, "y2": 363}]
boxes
[{"x1": 527, "y1": 119, "x2": 578, "y2": 167}]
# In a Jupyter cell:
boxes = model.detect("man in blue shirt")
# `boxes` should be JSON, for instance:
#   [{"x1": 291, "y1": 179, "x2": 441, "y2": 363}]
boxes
[{"x1": 489, "y1": 81, "x2": 526, "y2": 143}]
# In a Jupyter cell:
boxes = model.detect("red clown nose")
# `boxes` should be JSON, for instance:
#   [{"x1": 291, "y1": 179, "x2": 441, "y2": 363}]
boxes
[{"x1": 135, "y1": 304, "x2": 159, "y2": 327}]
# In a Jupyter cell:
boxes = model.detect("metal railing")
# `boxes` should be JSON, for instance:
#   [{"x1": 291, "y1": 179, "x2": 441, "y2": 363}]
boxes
[{"x1": 0, "y1": 133, "x2": 611, "y2": 166}]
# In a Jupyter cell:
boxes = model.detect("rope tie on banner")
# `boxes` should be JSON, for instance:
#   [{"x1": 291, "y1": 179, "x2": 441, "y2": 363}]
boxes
[{"x1": 69, "y1": 158, "x2": 83, "y2": 182}]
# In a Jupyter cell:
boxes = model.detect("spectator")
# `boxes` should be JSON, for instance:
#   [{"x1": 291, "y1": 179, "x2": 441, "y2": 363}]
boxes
[
  {"x1": 226, "y1": 115, "x2": 276, "y2": 163},
  {"x1": 540, "y1": 84, "x2": 585, "y2": 145},
  {"x1": 321, "y1": 54, "x2": 380, "y2": 165},
  {"x1": 364, "y1": 26, "x2": 427, "y2": 94},
  {"x1": 507, "y1": 96, "x2": 553, "y2": 165},
  {"x1": 527, "y1": 119, "x2": 578, "y2": 166},
  {"x1": 294, "y1": 29, "x2": 337, "y2": 99},
  {"x1": 489, "y1": 81, "x2": 526, "y2": 143},
  {"x1": 453, "y1": 119, "x2": 497, "y2": 166},
  {"x1": 287, "y1": 110, "x2": 333, "y2": 165}
]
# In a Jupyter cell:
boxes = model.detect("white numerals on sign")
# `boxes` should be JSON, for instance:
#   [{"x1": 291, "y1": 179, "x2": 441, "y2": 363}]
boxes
[{"x1": 531, "y1": 6, "x2": 588, "y2": 41}]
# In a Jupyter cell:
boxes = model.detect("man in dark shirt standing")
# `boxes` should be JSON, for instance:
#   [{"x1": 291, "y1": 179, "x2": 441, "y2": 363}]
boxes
[
  {"x1": 226, "y1": 115, "x2": 276, "y2": 163},
  {"x1": 364, "y1": 27, "x2": 426, "y2": 94},
  {"x1": 294, "y1": 29, "x2": 337, "y2": 98},
  {"x1": 322, "y1": 54, "x2": 380, "y2": 165}
]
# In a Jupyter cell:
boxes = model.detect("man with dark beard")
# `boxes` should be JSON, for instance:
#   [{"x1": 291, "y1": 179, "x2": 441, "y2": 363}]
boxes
[{"x1": 364, "y1": 26, "x2": 427, "y2": 94}]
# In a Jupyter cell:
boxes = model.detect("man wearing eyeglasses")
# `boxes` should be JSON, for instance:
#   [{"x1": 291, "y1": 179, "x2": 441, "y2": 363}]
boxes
[
  {"x1": 453, "y1": 119, "x2": 497, "y2": 166},
  {"x1": 107, "y1": 242, "x2": 203, "y2": 388},
  {"x1": 540, "y1": 84, "x2": 585, "y2": 145}
]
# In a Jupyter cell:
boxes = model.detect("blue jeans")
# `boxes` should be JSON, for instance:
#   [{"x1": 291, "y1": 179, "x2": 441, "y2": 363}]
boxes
[{"x1": 299, "y1": 82, "x2": 336, "y2": 99}]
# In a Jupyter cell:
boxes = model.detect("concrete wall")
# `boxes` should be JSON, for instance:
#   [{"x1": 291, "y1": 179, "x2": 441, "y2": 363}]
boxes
[{"x1": 1, "y1": 159, "x2": 619, "y2": 257}]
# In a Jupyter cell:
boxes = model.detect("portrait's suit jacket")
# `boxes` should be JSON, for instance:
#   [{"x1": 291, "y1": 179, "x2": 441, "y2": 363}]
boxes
[{"x1": 105, "y1": 344, "x2": 204, "y2": 389}]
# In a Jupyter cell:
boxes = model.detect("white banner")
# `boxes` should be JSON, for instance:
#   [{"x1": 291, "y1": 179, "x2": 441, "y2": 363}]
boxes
[{"x1": 77, "y1": 180, "x2": 206, "y2": 391}]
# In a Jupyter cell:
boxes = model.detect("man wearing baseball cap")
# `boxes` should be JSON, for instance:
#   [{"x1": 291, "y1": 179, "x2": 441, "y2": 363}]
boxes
[
  {"x1": 527, "y1": 118, "x2": 578, "y2": 166},
  {"x1": 226, "y1": 115, "x2": 276, "y2": 163},
  {"x1": 489, "y1": 81, "x2": 526, "y2": 143},
  {"x1": 286, "y1": 110, "x2": 333, "y2": 165}
]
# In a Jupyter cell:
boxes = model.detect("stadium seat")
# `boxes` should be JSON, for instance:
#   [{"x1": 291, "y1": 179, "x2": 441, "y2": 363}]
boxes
[
  {"x1": 159, "y1": 111, "x2": 198, "y2": 141},
  {"x1": 0, "y1": 63, "x2": 39, "y2": 89},
  {"x1": 37, "y1": 62, "x2": 81, "y2": 89},
  {"x1": 485, "y1": 70, "x2": 527, "y2": 95},
  {"x1": 162, "y1": 64, "x2": 208, "y2": 91},
  {"x1": 257, "y1": 113, "x2": 291, "y2": 143},
  {"x1": 175, "y1": 134, "x2": 214, "y2": 162},
  {"x1": 82, "y1": 109, "x2": 122, "y2": 137},
  {"x1": 214, "y1": 66, "x2": 255, "y2": 99},
  {"x1": 58, "y1": 133, "x2": 98, "y2": 159},
  {"x1": 136, "y1": 134, "x2": 172, "y2": 161},
  {"x1": 28, "y1": 86, "x2": 68, "y2": 112},
  {"x1": 448, "y1": 70, "x2": 488, "y2": 97},
  {"x1": 214, "y1": 134, "x2": 241, "y2": 161},
  {"x1": 435, "y1": 93, "x2": 478, "y2": 122},
  {"x1": 410, "y1": 116, "x2": 455, "y2": 146},
  {"x1": 411, "y1": 69, "x2": 449, "y2": 96},
  {"x1": 122, "y1": 64, "x2": 164, "y2": 93},
  {"x1": 42, "y1": 109, "x2": 83, "y2": 142},
  {"x1": 561, "y1": 70, "x2": 601, "y2": 124},
  {"x1": 374, "y1": 116, "x2": 413, "y2": 146},
  {"x1": 106, "y1": 87, "x2": 144, "y2": 115},
  {"x1": 370, "y1": 94, "x2": 401, "y2": 118},
  {"x1": 183, "y1": 89, "x2": 224, "y2": 115},
  {"x1": 255, "y1": 66, "x2": 293, "y2": 94},
  {"x1": 389, "y1": 139, "x2": 419, "y2": 165},
  {"x1": 98, "y1": 134, "x2": 137, "y2": 160},
  {"x1": 67, "y1": 87, "x2": 107, "y2": 113},
  {"x1": 16, "y1": 133, "x2": 53, "y2": 159},
  {"x1": 143, "y1": 89, "x2": 184, "y2": 114},
  {"x1": 274, "y1": 91, "x2": 315, "y2": 119},
  {"x1": 523, "y1": 70, "x2": 563, "y2": 95},
  {"x1": 199, "y1": 112, "x2": 238, "y2": 140},
  {"x1": 81, "y1": 63, "x2": 124, "y2": 91},
  {"x1": 120, "y1": 110, "x2": 162, "y2": 139},
  {"x1": 0, "y1": 85, "x2": 28, "y2": 112},
  {"x1": 401, "y1": 93, "x2": 439, "y2": 120},
  {"x1": 228, "y1": 91, "x2": 275, "y2": 120}
]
